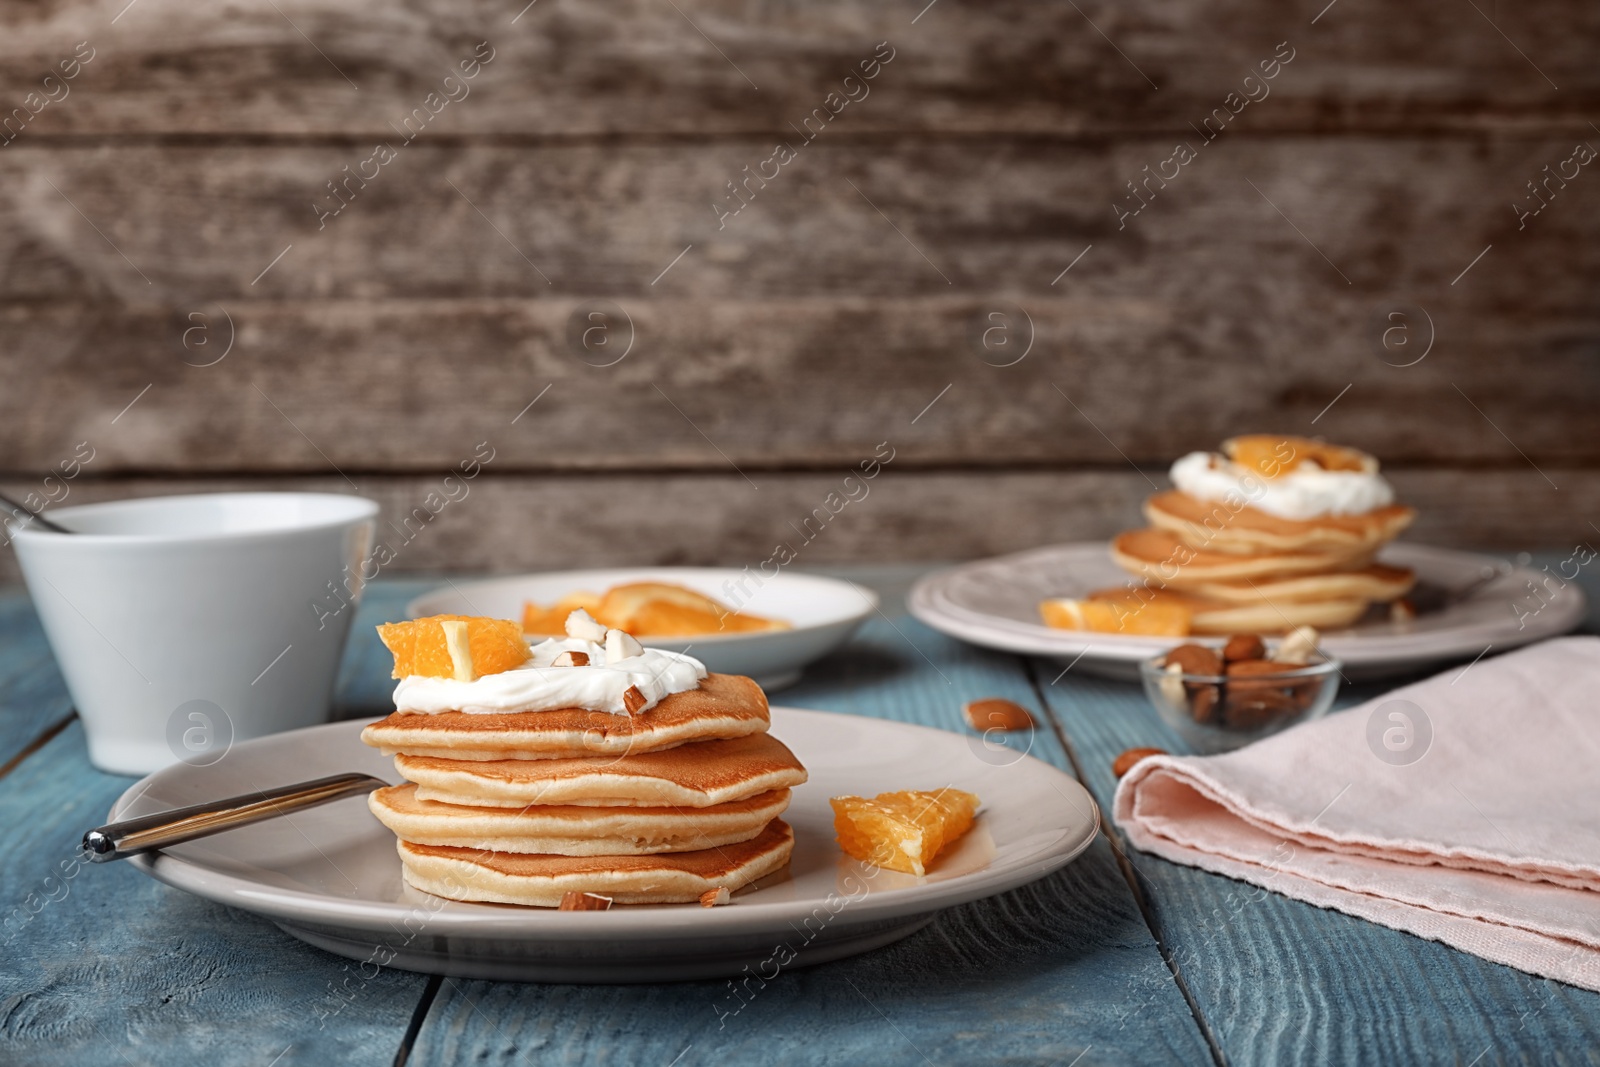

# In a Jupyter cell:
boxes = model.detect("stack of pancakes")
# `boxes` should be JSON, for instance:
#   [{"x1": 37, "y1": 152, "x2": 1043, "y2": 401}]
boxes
[
  {"x1": 1104, "y1": 439, "x2": 1417, "y2": 634},
  {"x1": 361, "y1": 673, "x2": 806, "y2": 906}
]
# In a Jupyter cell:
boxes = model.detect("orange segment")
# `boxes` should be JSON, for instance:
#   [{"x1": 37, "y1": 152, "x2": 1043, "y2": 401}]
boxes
[
  {"x1": 1224, "y1": 435, "x2": 1374, "y2": 479},
  {"x1": 831, "y1": 788, "x2": 979, "y2": 876},
  {"x1": 629, "y1": 600, "x2": 783, "y2": 637},
  {"x1": 522, "y1": 584, "x2": 785, "y2": 638},
  {"x1": 521, "y1": 593, "x2": 606, "y2": 636},
  {"x1": 1040, "y1": 592, "x2": 1192, "y2": 636},
  {"x1": 378, "y1": 615, "x2": 529, "y2": 680},
  {"x1": 520, "y1": 602, "x2": 569, "y2": 636}
]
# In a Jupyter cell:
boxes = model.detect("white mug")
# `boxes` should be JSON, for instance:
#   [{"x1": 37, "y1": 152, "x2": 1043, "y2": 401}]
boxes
[{"x1": 8, "y1": 492, "x2": 378, "y2": 774}]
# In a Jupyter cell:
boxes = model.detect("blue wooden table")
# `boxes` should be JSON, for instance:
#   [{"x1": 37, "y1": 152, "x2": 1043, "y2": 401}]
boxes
[{"x1": 3, "y1": 564, "x2": 1599, "y2": 1066}]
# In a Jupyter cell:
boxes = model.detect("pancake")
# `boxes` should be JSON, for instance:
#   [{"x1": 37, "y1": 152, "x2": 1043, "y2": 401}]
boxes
[
  {"x1": 395, "y1": 732, "x2": 809, "y2": 808},
  {"x1": 1111, "y1": 527, "x2": 1373, "y2": 585},
  {"x1": 1181, "y1": 596, "x2": 1370, "y2": 635},
  {"x1": 361, "y1": 672, "x2": 768, "y2": 761},
  {"x1": 368, "y1": 784, "x2": 790, "y2": 855},
  {"x1": 1175, "y1": 563, "x2": 1415, "y2": 605},
  {"x1": 397, "y1": 818, "x2": 795, "y2": 906},
  {"x1": 1145, "y1": 490, "x2": 1415, "y2": 554},
  {"x1": 1082, "y1": 585, "x2": 1372, "y2": 635}
]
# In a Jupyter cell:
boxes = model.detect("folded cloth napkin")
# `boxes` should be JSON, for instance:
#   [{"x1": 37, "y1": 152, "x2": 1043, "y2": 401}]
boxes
[{"x1": 1114, "y1": 635, "x2": 1600, "y2": 990}]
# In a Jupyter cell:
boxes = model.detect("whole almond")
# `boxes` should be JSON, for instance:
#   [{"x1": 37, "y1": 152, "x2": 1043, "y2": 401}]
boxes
[
  {"x1": 963, "y1": 698, "x2": 1035, "y2": 732},
  {"x1": 1188, "y1": 683, "x2": 1221, "y2": 724},
  {"x1": 1224, "y1": 688, "x2": 1297, "y2": 730},
  {"x1": 1164, "y1": 643, "x2": 1223, "y2": 677},
  {"x1": 1226, "y1": 659, "x2": 1290, "y2": 678},
  {"x1": 1222, "y1": 634, "x2": 1266, "y2": 662},
  {"x1": 1112, "y1": 747, "x2": 1167, "y2": 778}
]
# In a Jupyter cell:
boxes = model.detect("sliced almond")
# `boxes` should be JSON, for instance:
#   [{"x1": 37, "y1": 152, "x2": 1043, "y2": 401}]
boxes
[
  {"x1": 559, "y1": 891, "x2": 612, "y2": 911},
  {"x1": 1158, "y1": 661, "x2": 1187, "y2": 706},
  {"x1": 1272, "y1": 625, "x2": 1320, "y2": 665},
  {"x1": 438, "y1": 619, "x2": 475, "y2": 682},
  {"x1": 565, "y1": 608, "x2": 608, "y2": 643},
  {"x1": 699, "y1": 887, "x2": 731, "y2": 908},
  {"x1": 962, "y1": 698, "x2": 1034, "y2": 732},
  {"x1": 623, "y1": 685, "x2": 647, "y2": 715},
  {"x1": 551, "y1": 650, "x2": 590, "y2": 667},
  {"x1": 605, "y1": 628, "x2": 645, "y2": 664}
]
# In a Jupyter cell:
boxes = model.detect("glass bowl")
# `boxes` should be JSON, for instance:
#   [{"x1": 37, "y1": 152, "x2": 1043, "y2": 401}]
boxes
[{"x1": 1138, "y1": 652, "x2": 1342, "y2": 753}]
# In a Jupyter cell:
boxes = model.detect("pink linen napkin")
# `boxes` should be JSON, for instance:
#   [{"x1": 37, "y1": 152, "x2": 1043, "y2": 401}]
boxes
[{"x1": 1113, "y1": 636, "x2": 1600, "y2": 990}]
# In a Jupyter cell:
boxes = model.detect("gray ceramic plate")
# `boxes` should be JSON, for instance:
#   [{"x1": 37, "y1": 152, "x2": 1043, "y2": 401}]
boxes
[
  {"x1": 110, "y1": 708, "x2": 1098, "y2": 982},
  {"x1": 408, "y1": 568, "x2": 878, "y2": 691},
  {"x1": 910, "y1": 542, "x2": 1586, "y2": 682}
]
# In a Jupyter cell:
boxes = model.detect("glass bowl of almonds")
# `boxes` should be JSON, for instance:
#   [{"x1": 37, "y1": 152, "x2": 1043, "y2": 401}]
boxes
[{"x1": 1137, "y1": 626, "x2": 1342, "y2": 753}]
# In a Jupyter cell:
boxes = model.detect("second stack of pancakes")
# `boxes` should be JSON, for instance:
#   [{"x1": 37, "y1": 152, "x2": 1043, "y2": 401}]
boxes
[
  {"x1": 362, "y1": 621, "x2": 806, "y2": 907},
  {"x1": 1107, "y1": 435, "x2": 1418, "y2": 633}
]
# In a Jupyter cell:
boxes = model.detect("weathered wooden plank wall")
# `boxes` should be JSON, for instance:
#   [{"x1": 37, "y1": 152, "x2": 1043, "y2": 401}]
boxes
[{"x1": 1, "y1": 0, "x2": 1595, "y2": 579}]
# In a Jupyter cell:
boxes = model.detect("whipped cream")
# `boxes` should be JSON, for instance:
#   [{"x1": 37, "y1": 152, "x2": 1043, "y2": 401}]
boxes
[
  {"x1": 1169, "y1": 450, "x2": 1394, "y2": 520},
  {"x1": 392, "y1": 635, "x2": 707, "y2": 716}
]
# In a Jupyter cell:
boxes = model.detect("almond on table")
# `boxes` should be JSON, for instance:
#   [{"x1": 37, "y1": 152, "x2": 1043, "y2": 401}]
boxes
[
  {"x1": 377, "y1": 615, "x2": 529, "y2": 680},
  {"x1": 963, "y1": 698, "x2": 1034, "y2": 732},
  {"x1": 831, "y1": 788, "x2": 979, "y2": 876}
]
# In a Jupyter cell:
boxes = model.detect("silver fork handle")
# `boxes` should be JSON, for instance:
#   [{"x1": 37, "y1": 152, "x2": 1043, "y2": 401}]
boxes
[{"x1": 83, "y1": 772, "x2": 389, "y2": 862}]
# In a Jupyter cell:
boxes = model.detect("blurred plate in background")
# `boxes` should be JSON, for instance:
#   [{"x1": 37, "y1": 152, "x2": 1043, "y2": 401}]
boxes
[
  {"x1": 408, "y1": 567, "x2": 876, "y2": 690},
  {"x1": 910, "y1": 542, "x2": 1586, "y2": 682}
]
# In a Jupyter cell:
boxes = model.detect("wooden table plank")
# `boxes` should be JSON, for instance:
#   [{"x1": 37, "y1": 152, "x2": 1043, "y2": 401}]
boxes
[
  {"x1": 0, "y1": 719, "x2": 429, "y2": 1067},
  {"x1": 409, "y1": 613, "x2": 1217, "y2": 1066},
  {"x1": 1, "y1": 0, "x2": 1595, "y2": 137},
  {"x1": 1030, "y1": 556, "x2": 1600, "y2": 1065},
  {"x1": 0, "y1": 580, "x2": 431, "y2": 1066},
  {"x1": 0, "y1": 592, "x2": 74, "y2": 768}
]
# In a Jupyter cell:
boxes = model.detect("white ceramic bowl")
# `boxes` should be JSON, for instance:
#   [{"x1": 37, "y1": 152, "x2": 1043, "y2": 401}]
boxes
[
  {"x1": 9, "y1": 492, "x2": 378, "y2": 774},
  {"x1": 407, "y1": 568, "x2": 878, "y2": 690}
]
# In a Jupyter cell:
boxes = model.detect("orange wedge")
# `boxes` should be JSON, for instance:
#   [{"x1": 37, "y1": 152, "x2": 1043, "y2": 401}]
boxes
[
  {"x1": 1224, "y1": 435, "x2": 1374, "y2": 479},
  {"x1": 629, "y1": 600, "x2": 784, "y2": 637},
  {"x1": 378, "y1": 615, "x2": 528, "y2": 680},
  {"x1": 520, "y1": 602, "x2": 569, "y2": 636},
  {"x1": 1040, "y1": 593, "x2": 1192, "y2": 636},
  {"x1": 521, "y1": 592, "x2": 607, "y2": 636},
  {"x1": 597, "y1": 582, "x2": 786, "y2": 637},
  {"x1": 831, "y1": 788, "x2": 979, "y2": 876}
]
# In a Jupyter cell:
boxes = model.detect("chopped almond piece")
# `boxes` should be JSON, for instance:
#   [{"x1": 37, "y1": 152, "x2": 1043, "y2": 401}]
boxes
[
  {"x1": 699, "y1": 887, "x2": 731, "y2": 907},
  {"x1": 622, "y1": 685, "x2": 647, "y2": 715},
  {"x1": 559, "y1": 891, "x2": 612, "y2": 911}
]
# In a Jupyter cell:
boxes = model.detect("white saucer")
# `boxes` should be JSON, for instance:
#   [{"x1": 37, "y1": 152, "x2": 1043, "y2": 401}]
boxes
[
  {"x1": 909, "y1": 542, "x2": 1586, "y2": 681},
  {"x1": 110, "y1": 708, "x2": 1098, "y2": 982},
  {"x1": 408, "y1": 568, "x2": 876, "y2": 690}
]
